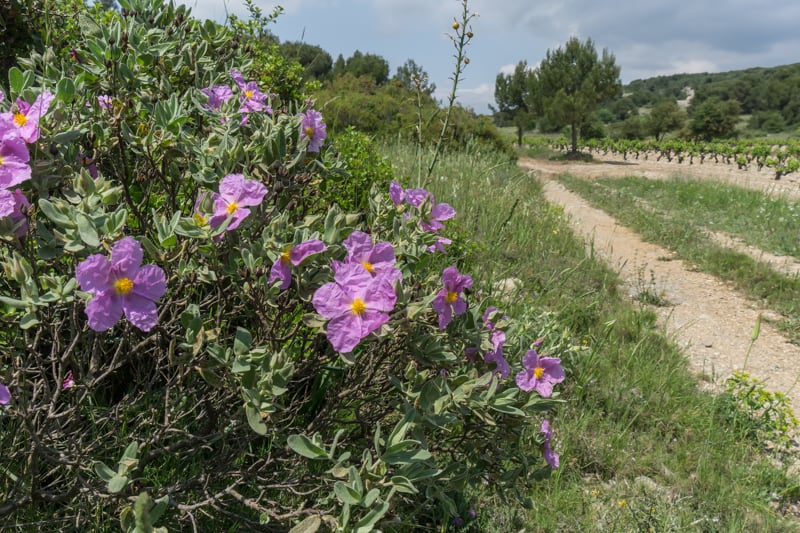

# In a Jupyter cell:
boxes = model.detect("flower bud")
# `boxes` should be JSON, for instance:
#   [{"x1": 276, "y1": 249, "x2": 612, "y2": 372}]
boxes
[
  {"x1": 452, "y1": 21, "x2": 460, "y2": 30},
  {"x1": 464, "y1": 58, "x2": 470, "y2": 65},
  {"x1": 467, "y1": 31, "x2": 473, "y2": 38}
]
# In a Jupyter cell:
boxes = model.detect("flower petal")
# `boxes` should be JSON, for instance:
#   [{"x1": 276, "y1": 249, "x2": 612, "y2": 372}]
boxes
[
  {"x1": 111, "y1": 237, "x2": 144, "y2": 278},
  {"x1": 122, "y1": 293, "x2": 159, "y2": 331},
  {"x1": 76, "y1": 254, "x2": 112, "y2": 294},
  {"x1": 85, "y1": 291, "x2": 123, "y2": 331},
  {"x1": 312, "y1": 282, "x2": 351, "y2": 318},
  {"x1": 326, "y1": 313, "x2": 364, "y2": 353},
  {"x1": 132, "y1": 264, "x2": 167, "y2": 302},
  {"x1": 0, "y1": 382, "x2": 10, "y2": 404},
  {"x1": 290, "y1": 239, "x2": 327, "y2": 265},
  {"x1": 269, "y1": 258, "x2": 292, "y2": 290}
]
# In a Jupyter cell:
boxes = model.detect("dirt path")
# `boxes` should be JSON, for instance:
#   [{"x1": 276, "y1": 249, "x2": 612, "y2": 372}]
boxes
[{"x1": 518, "y1": 156, "x2": 800, "y2": 400}]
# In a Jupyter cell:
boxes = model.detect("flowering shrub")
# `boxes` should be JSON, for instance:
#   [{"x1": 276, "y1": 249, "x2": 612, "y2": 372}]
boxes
[{"x1": 0, "y1": 0, "x2": 575, "y2": 530}]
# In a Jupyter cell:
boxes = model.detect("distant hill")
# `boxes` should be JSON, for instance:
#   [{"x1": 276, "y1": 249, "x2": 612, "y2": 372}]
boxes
[{"x1": 622, "y1": 63, "x2": 800, "y2": 127}]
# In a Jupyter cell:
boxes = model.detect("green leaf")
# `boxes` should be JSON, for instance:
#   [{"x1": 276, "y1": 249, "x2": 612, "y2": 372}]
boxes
[
  {"x1": 56, "y1": 77, "x2": 75, "y2": 102},
  {"x1": 37, "y1": 199, "x2": 73, "y2": 227},
  {"x1": 287, "y1": 434, "x2": 328, "y2": 460},
  {"x1": 381, "y1": 447, "x2": 431, "y2": 465},
  {"x1": 334, "y1": 481, "x2": 362, "y2": 505},
  {"x1": 245, "y1": 404, "x2": 267, "y2": 435},
  {"x1": 488, "y1": 403, "x2": 525, "y2": 416},
  {"x1": 94, "y1": 461, "x2": 116, "y2": 482},
  {"x1": 75, "y1": 213, "x2": 100, "y2": 247},
  {"x1": 121, "y1": 441, "x2": 139, "y2": 462},
  {"x1": 8, "y1": 67, "x2": 24, "y2": 95},
  {"x1": 108, "y1": 475, "x2": 129, "y2": 493},
  {"x1": 362, "y1": 488, "x2": 380, "y2": 507},
  {"x1": 19, "y1": 312, "x2": 39, "y2": 330},
  {"x1": 288, "y1": 515, "x2": 321, "y2": 533},
  {"x1": 0, "y1": 296, "x2": 28, "y2": 309},
  {"x1": 389, "y1": 476, "x2": 418, "y2": 495},
  {"x1": 233, "y1": 327, "x2": 252, "y2": 356},
  {"x1": 354, "y1": 501, "x2": 389, "y2": 533}
]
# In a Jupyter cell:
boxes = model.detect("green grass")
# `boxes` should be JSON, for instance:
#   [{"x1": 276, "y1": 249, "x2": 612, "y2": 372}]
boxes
[
  {"x1": 381, "y1": 140, "x2": 800, "y2": 531},
  {"x1": 557, "y1": 174, "x2": 800, "y2": 341}
]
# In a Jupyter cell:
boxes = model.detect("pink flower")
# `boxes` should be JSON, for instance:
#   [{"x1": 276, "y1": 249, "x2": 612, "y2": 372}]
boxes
[
  {"x1": 76, "y1": 237, "x2": 167, "y2": 332},
  {"x1": 312, "y1": 262, "x2": 397, "y2": 353},
  {"x1": 208, "y1": 174, "x2": 268, "y2": 234},
  {"x1": 337, "y1": 230, "x2": 402, "y2": 284},
  {"x1": 0, "y1": 91, "x2": 55, "y2": 143},
  {"x1": 0, "y1": 136, "x2": 32, "y2": 188},
  {"x1": 541, "y1": 420, "x2": 559, "y2": 469},
  {"x1": 421, "y1": 200, "x2": 456, "y2": 233},
  {"x1": 62, "y1": 371, "x2": 74, "y2": 390},
  {"x1": 200, "y1": 85, "x2": 233, "y2": 110},
  {"x1": 98, "y1": 95, "x2": 113, "y2": 111},
  {"x1": 427, "y1": 236, "x2": 451, "y2": 253},
  {"x1": 0, "y1": 189, "x2": 30, "y2": 237},
  {"x1": 432, "y1": 266, "x2": 472, "y2": 330},
  {"x1": 269, "y1": 239, "x2": 327, "y2": 290},
  {"x1": 515, "y1": 349, "x2": 565, "y2": 397},
  {"x1": 389, "y1": 181, "x2": 404, "y2": 205},
  {"x1": 230, "y1": 69, "x2": 271, "y2": 115},
  {"x1": 0, "y1": 382, "x2": 10, "y2": 404},
  {"x1": 484, "y1": 328, "x2": 510, "y2": 378},
  {"x1": 299, "y1": 109, "x2": 327, "y2": 152}
]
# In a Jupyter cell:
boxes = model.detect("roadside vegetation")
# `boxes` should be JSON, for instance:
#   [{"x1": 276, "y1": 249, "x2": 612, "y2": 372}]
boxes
[{"x1": 384, "y1": 140, "x2": 800, "y2": 531}]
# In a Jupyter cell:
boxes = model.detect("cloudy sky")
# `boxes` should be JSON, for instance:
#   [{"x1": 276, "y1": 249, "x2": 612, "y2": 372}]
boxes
[{"x1": 180, "y1": 0, "x2": 800, "y2": 114}]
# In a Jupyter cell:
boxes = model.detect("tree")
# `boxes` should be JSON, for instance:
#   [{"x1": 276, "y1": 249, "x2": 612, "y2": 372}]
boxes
[
  {"x1": 394, "y1": 59, "x2": 436, "y2": 96},
  {"x1": 533, "y1": 37, "x2": 621, "y2": 153},
  {"x1": 647, "y1": 99, "x2": 685, "y2": 141},
  {"x1": 333, "y1": 50, "x2": 390, "y2": 85},
  {"x1": 491, "y1": 60, "x2": 536, "y2": 146},
  {"x1": 280, "y1": 41, "x2": 332, "y2": 80},
  {"x1": 688, "y1": 96, "x2": 741, "y2": 139}
]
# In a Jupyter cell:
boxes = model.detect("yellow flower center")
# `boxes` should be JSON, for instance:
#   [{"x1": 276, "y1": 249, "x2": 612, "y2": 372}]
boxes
[
  {"x1": 13, "y1": 112, "x2": 27, "y2": 127},
  {"x1": 0, "y1": 155, "x2": 4, "y2": 166},
  {"x1": 114, "y1": 277, "x2": 134, "y2": 295},
  {"x1": 533, "y1": 367, "x2": 544, "y2": 379},
  {"x1": 226, "y1": 202, "x2": 238, "y2": 215},
  {"x1": 305, "y1": 126, "x2": 315, "y2": 138},
  {"x1": 245, "y1": 90, "x2": 254, "y2": 99},
  {"x1": 280, "y1": 251, "x2": 291, "y2": 263},
  {"x1": 445, "y1": 291, "x2": 458, "y2": 303},
  {"x1": 193, "y1": 213, "x2": 207, "y2": 226},
  {"x1": 351, "y1": 298, "x2": 366, "y2": 316},
  {"x1": 361, "y1": 261, "x2": 374, "y2": 273}
]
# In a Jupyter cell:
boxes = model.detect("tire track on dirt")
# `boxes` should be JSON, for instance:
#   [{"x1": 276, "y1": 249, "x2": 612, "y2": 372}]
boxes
[{"x1": 519, "y1": 157, "x2": 800, "y2": 400}]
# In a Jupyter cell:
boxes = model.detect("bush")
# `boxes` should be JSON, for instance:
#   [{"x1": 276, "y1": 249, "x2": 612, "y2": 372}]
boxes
[{"x1": 0, "y1": 0, "x2": 568, "y2": 530}]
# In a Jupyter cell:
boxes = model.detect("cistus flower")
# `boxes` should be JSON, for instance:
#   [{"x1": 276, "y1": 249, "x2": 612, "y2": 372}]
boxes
[
  {"x1": 0, "y1": 382, "x2": 9, "y2": 404},
  {"x1": 337, "y1": 230, "x2": 402, "y2": 284},
  {"x1": 0, "y1": 189, "x2": 30, "y2": 237},
  {"x1": 98, "y1": 95, "x2": 113, "y2": 111},
  {"x1": 541, "y1": 419, "x2": 560, "y2": 469},
  {"x1": 76, "y1": 237, "x2": 167, "y2": 332},
  {"x1": 299, "y1": 109, "x2": 327, "y2": 152},
  {"x1": 420, "y1": 198, "x2": 456, "y2": 233},
  {"x1": 230, "y1": 69, "x2": 271, "y2": 115},
  {"x1": 389, "y1": 181, "x2": 405, "y2": 205},
  {"x1": 427, "y1": 236, "x2": 451, "y2": 253},
  {"x1": 0, "y1": 136, "x2": 32, "y2": 188},
  {"x1": 62, "y1": 371, "x2": 75, "y2": 390},
  {"x1": 515, "y1": 349, "x2": 565, "y2": 397},
  {"x1": 484, "y1": 328, "x2": 510, "y2": 378},
  {"x1": 0, "y1": 91, "x2": 55, "y2": 143},
  {"x1": 269, "y1": 239, "x2": 327, "y2": 290},
  {"x1": 207, "y1": 174, "x2": 268, "y2": 234},
  {"x1": 312, "y1": 262, "x2": 397, "y2": 353},
  {"x1": 200, "y1": 85, "x2": 233, "y2": 111},
  {"x1": 432, "y1": 266, "x2": 472, "y2": 330}
]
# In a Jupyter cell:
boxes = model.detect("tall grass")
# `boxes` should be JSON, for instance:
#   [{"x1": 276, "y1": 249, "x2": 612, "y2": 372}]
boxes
[{"x1": 381, "y1": 140, "x2": 800, "y2": 531}]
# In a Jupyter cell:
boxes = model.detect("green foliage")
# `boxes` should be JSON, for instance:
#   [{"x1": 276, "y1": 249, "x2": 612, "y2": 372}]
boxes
[
  {"x1": 689, "y1": 96, "x2": 742, "y2": 140},
  {"x1": 647, "y1": 99, "x2": 686, "y2": 140},
  {"x1": 394, "y1": 59, "x2": 436, "y2": 95},
  {"x1": 721, "y1": 371, "x2": 799, "y2": 451},
  {"x1": 332, "y1": 50, "x2": 390, "y2": 85},
  {"x1": 0, "y1": 0, "x2": 562, "y2": 530},
  {"x1": 532, "y1": 37, "x2": 622, "y2": 153},
  {"x1": 322, "y1": 128, "x2": 395, "y2": 212},
  {"x1": 280, "y1": 40, "x2": 333, "y2": 81},
  {"x1": 492, "y1": 61, "x2": 536, "y2": 146}
]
